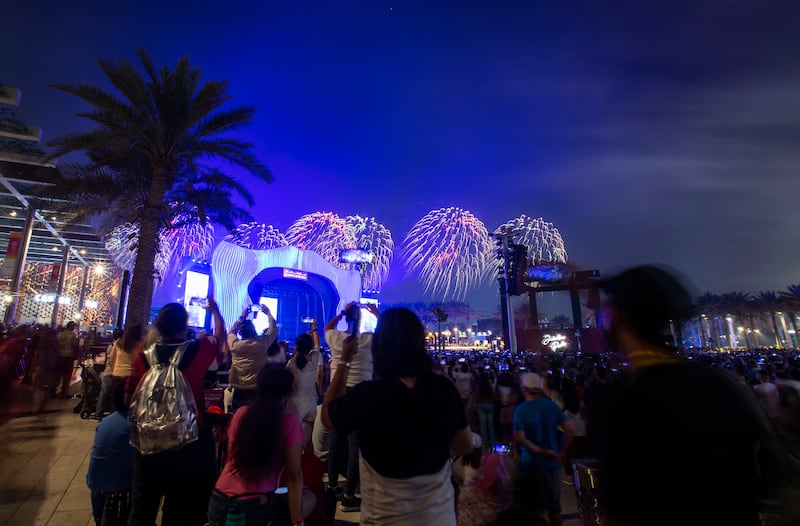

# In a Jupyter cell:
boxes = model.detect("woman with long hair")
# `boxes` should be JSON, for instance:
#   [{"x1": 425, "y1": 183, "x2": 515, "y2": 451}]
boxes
[
  {"x1": 322, "y1": 308, "x2": 474, "y2": 525},
  {"x1": 95, "y1": 324, "x2": 141, "y2": 419},
  {"x1": 286, "y1": 321, "x2": 321, "y2": 441},
  {"x1": 208, "y1": 365, "x2": 305, "y2": 526}
]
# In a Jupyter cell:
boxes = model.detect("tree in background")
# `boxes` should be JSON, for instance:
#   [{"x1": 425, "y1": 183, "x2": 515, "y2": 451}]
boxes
[
  {"x1": 780, "y1": 284, "x2": 800, "y2": 348},
  {"x1": 755, "y1": 291, "x2": 784, "y2": 349},
  {"x1": 47, "y1": 50, "x2": 271, "y2": 325}
]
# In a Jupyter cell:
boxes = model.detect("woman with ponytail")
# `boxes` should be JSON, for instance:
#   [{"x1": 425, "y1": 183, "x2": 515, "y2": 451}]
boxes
[
  {"x1": 208, "y1": 365, "x2": 306, "y2": 526},
  {"x1": 287, "y1": 320, "x2": 321, "y2": 441}
]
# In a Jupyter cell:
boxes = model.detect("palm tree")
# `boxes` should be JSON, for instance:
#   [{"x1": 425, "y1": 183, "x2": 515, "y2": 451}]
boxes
[
  {"x1": 744, "y1": 296, "x2": 763, "y2": 347},
  {"x1": 755, "y1": 291, "x2": 784, "y2": 349},
  {"x1": 694, "y1": 292, "x2": 721, "y2": 348},
  {"x1": 780, "y1": 284, "x2": 800, "y2": 348},
  {"x1": 47, "y1": 50, "x2": 271, "y2": 325},
  {"x1": 719, "y1": 292, "x2": 752, "y2": 348},
  {"x1": 445, "y1": 300, "x2": 472, "y2": 329}
]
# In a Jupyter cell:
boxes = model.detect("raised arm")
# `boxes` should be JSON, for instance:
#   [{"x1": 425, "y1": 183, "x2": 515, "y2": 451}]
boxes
[
  {"x1": 310, "y1": 319, "x2": 322, "y2": 397},
  {"x1": 260, "y1": 305, "x2": 277, "y2": 342},
  {"x1": 322, "y1": 335, "x2": 356, "y2": 430},
  {"x1": 206, "y1": 298, "x2": 227, "y2": 360},
  {"x1": 310, "y1": 318, "x2": 320, "y2": 348},
  {"x1": 324, "y1": 310, "x2": 345, "y2": 332}
]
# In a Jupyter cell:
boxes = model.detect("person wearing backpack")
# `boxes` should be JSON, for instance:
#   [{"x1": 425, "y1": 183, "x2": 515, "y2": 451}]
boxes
[{"x1": 125, "y1": 300, "x2": 225, "y2": 526}]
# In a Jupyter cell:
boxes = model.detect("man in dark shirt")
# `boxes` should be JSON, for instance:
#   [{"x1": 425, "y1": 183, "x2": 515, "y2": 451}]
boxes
[{"x1": 600, "y1": 266, "x2": 762, "y2": 526}]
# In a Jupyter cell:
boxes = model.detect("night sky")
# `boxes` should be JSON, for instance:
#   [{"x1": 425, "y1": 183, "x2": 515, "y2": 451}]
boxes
[{"x1": 3, "y1": 1, "x2": 800, "y2": 315}]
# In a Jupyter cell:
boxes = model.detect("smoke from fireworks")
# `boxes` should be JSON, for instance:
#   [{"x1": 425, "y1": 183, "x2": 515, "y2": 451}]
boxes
[
  {"x1": 286, "y1": 212, "x2": 357, "y2": 268},
  {"x1": 223, "y1": 222, "x2": 288, "y2": 250},
  {"x1": 401, "y1": 207, "x2": 493, "y2": 300},
  {"x1": 496, "y1": 215, "x2": 568, "y2": 263},
  {"x1": 345, "y1": 215, "x2": 393, "y2": 290}
]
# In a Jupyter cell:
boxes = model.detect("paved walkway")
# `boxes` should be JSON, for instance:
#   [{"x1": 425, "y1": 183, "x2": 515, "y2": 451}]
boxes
[
  {"x1": 0, "y1": 380, "x2": 95, "y2": 525},
  {"x1": 0, "y1": 377, "x2": 581, "y2": 525}
]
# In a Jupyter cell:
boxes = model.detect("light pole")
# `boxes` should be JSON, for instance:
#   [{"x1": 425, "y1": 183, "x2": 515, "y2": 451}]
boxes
[{"x1": 494, "y1": 229, "x2": 519, "y2": 353}]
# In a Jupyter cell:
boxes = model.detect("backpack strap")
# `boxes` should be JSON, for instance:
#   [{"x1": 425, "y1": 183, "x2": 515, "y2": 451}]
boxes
[
  {"x1": 142, "y1": 344, "x2": 158, "y2": 369},
  {"x1": 169, "y1": 340, "x2": 194, "y2": 368}
]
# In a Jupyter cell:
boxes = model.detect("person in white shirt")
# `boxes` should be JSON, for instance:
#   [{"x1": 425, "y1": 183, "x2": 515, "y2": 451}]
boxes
[
  {"x1": 287, "y1": 319, "x2": 322, "y2": 441},
  {"x1": 226, "y1": 305, "x2": 277, "y2": 409}
]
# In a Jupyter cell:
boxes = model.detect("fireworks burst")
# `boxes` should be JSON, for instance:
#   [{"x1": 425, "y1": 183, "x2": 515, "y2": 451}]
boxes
[
  {"x1": 161, "y1": 215, "x2": 215, "y2": 274},
  {"x1": 496, "y1": 215, "x2": 568, "y2": 263},
  {"x1": 345, "y1": 215, "x2": 393, "y2": 290},
  {"x1": 401, "y1": 207, "x2": 493, "y2": 300},
  {"x1": 105, "y1": 217, "x2": 215, "y2": 280},
  {"x1": 104, "y1": 223, "x2": 171, "y2": 278},
  {"x1": 286, "y1": 212, "x2": 357, "y2": 268},
  {"x1": 223, "y1": 222, "x2": 288, "y2": 250}
]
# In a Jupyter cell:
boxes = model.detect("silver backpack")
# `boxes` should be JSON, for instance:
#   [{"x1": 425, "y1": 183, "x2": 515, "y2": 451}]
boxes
[{"x1": 129, "y1": 341, "x2": 199, "y2": 455}]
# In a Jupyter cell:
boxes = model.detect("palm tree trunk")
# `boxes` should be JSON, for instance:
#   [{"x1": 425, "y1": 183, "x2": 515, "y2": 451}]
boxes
[
  {"x1": 779, "y1": 313, "x2": 791, "y2": 349},
  {"x1": 125, "y1": 171, "x2": 170, "y2": 326},
  {"x1": 726, "y1": 317, "x2": 738, "y2": 349},
  {"x1": 713, "y1": 317, "x2": 723, "y2": 348},
  {"x1": 736, "y1": 312, "x2": 751, "y2": 348},
  {"x1": 789, "y1": 312, "x2": 799, "y2": 348},
  {"x1": 770, "y1": 312, "x2": 782, "y2": 349},
  {"x1": 698, "y1": 317, "x2": 708, "y2": 348},
  {"x1": 748, "y1": 314, "x2": 759, "y2": 347}
]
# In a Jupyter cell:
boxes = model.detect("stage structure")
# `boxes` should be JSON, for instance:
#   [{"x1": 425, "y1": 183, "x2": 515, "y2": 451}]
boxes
[
  {"x1": 524, "y1": 263, "x2": 603, "y2": 354},
  {"x1": 211, "y1": 242, "x2": 362, "y2": 342}
]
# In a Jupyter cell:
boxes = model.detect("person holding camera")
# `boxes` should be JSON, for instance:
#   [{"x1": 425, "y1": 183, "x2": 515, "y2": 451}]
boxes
[
  {"x1": 323, "y1": 302, "x2": 377, "y2": 512},
  {"x1": 287, "y1": 318, "x2": 322, "y2": 442},
  {"x1": 227, "y1": 304, "x2": 277, "y2": 410}
]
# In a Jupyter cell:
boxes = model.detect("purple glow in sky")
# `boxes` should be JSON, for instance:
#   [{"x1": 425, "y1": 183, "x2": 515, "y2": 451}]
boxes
[{"x1": 4, "y1": 1, "x2": 800, "y2": 315}]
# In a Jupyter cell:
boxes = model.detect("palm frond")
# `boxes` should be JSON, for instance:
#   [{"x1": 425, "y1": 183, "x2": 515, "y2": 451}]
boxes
[
  {"x1": 191, "y1": 106, "x2": 253, "y2": 139},
  {"x1": 96, "y1": 56, "x2": 154, "y2": 115}
]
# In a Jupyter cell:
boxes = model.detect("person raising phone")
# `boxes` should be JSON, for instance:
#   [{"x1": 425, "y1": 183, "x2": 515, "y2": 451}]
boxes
[
  {"x1": 323, "y1": 302, "x2": 378, "y2": 512},
  {"x1": 227, "y1": 304, "x2": 277, "y2": 410}
]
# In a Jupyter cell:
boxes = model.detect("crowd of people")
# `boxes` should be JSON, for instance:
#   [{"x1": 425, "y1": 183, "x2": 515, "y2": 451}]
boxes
[{"x1": 2, "y1": 265, "x2": 800, "y2": 525}]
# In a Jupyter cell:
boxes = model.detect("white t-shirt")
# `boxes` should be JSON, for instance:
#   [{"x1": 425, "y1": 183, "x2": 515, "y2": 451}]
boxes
[
  {"x1": 359, "y1": 457, "x2": 456, "y2": 526},
  {"x1": 287, "y1": 350, "x2": 320, "y2": 403},
  {"x1": 326, "y1": 329, "x2": 373, "y2": 387}
]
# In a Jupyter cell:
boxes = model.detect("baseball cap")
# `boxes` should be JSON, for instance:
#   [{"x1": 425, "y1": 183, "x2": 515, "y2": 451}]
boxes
[{"x1": 520, "y1": 373, "x2": 544, "y2": 391}]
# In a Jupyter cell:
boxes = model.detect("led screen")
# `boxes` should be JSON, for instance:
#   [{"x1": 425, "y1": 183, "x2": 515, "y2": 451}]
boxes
[
  {"x1": 184, "y1": 271, "x2": 210, "y2": 327},
  {"x1": 359, "y1": 298, "x2": 379, "y2": 333},
  {"x1": 251, "y1": 297, "x2": 278, "y2": 335}
]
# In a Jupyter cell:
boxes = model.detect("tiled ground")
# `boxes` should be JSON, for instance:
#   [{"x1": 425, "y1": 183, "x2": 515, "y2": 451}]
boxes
[
  {"x1": 0, "y1": 382, "x2": 96, "y2": 526},
  {"x1": 0, "y1": 376, "x2": 580, "y2": 525}
]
